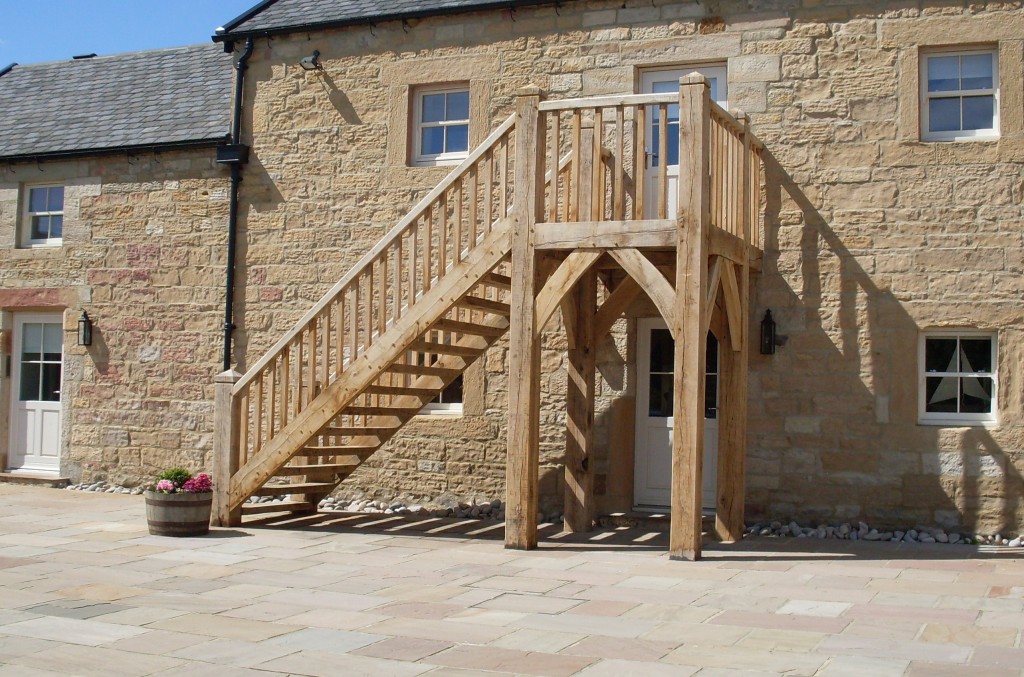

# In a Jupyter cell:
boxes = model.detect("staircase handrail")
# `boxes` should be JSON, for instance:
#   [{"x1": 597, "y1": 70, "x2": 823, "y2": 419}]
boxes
[{"x1": 233, "y1": 112, "x2": 517, "y2": 395}]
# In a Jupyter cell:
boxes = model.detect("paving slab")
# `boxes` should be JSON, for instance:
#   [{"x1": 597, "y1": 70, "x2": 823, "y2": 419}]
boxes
[{"x1": 0, "y1": 485, "x2": 1022, "y2": 676}]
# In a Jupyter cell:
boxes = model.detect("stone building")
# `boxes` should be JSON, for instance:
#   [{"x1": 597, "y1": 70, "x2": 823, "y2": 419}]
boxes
[
  {"x1": 0, "y1": 45, "x2": 234, "y2": 482},
  {"x1": 210, "y1": 0, "x2": 1024, "y2": 544},
  {"x1": 3, "y1": 0, "x2": 1023, "y2": 547}
]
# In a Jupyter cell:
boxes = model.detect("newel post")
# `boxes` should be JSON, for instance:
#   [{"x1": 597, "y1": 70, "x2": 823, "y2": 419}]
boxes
[
  {"x1": 506, "y1": 85, "x2": 545, "y2": 550},
  {"x1": 670, "y1": 74, "x2": 711, "y2": 561},
  {"x1": 212, "y1": 369, "x2": 242, "y2": 527}
]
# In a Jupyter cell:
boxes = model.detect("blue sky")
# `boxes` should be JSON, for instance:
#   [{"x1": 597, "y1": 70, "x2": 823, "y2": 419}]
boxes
[{"x1": 0, "y1": 1, "x2": 258, "y2": 66}]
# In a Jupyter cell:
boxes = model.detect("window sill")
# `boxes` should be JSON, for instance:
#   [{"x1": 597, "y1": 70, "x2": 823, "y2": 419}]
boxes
[
  {"x1": 412, "y1": 156, "x2": 468, "y2": 168},
  {"x1": 918, "y1": 418, "x2": 998, "y2": 428},
  {"x1": 416, "y1": 407, "x2": 464, "y2": 418},
  {"x1": 921, "y1": 132, "x2": 999, "y2": 143}
]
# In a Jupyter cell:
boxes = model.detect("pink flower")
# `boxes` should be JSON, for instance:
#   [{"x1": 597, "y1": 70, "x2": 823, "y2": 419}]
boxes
[
  {"x1": 155, "y1": 479, "x2": 176, "y2": 493},
  {"x1": 182, "y1": 473, "x2": 213, "y2": 494}
]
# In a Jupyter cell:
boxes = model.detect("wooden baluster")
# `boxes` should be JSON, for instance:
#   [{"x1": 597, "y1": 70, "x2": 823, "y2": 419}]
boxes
[
  {"x1": 468, "y1": 165, "x2": 479, "y2": 248},
  {"x1": 239, "y1": 392, "x2": 249, "y2": 465},
  {"x1": 307, "y1": 318, "x2": 317, "y2": 406},
  {"x1": 280, "y1": 345, "x2": 290, "y2": 428},
  {"x1": 592, "y1": 107, "x2": 603, "y2": 222},
  {"x1": 254, "y1": 370, "x2": 263, "y2": 455},
  {"x1": 570, "y1": 110, "x2": 581, "y2": 221},
  {"x1": 350, "y1": 283, "x2": 359, "y2": 359},
  {"x1": 408, "y1": 227, "x2": 418, "y2": 308},
  {"x1": 269, "y1": 358, "x2": 278, "y2": 438},
  {"x1": 296, "y1": 333, "x2": 305, "y2": 414},
  {"x1": 635, "y1": 104, "x2": 646, "y2": 220},
  {"x1": 342, "y1": 292, "x2": 350, "y2": 372},
  {"x1": 365, "y1": 268, "x2": 373, "y2": 348},
  {"x1": 499, "y1": 138, "x2": 509, "y2": 219},
  {"x1": 614, "y1": 105, "x2": 624, "y2": 220},
  {"x1": 379, "y1": 255, "x2": 387, "y2": 338},
  {"x1": 484, "y1": 150, "x2": 494, "y2": 231},
  {"x1": 548, "y1": 111, "x2": 560, "y2": 223},
  {"x1": 454, "y1": 181, "x2": 464, "y2": 264},
  {"x1": 394, "y1": 237, "x2": 403, "y2": 322},
  {"x1": 320, "y1": 308, "x2": 330, "y2": 390},
  {"x1": 424, "y1": 208, "x2": 433, "y2": 291},
  {"x1": 657, "y1": 103, "x2": 668, "y2": 219},
  {"x1": 439, "y1": 191, "x2": 448, "y2": 277}
]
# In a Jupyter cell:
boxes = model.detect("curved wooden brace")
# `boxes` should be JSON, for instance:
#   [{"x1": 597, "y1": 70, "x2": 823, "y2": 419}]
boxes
[
  {"x1": 534, "y1": 250, "x2": 603, "y2": 340},
  {"x1": 609, "y1": 248, "x2": 677, "y2": 337},
  {"x1": 594, "y1": 276, "x2": 641, "y2": 338},
  {"x1": 720, "y1": 261, "x2": 743, "y2": 352}
]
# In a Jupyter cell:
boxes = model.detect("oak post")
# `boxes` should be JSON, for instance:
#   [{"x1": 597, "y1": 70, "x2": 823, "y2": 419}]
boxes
[
  {"x1": 564, "y1": 268, "x2": 597, "y2": 533},
  {"x1": 671, "y1": 74, "x2": 711, "y2": 561},
  {"x1": 716, "y1": 113, "x2": 750, "y2": 542},
  {"x1": 212, "y1": 369, "x2": 242, "y2": 527},
  {"x1": 506, "y1": 85, "x2": 544, "y2": 550}
]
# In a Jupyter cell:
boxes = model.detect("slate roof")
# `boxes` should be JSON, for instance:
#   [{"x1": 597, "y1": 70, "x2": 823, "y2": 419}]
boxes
[
  {"x1": 216, "y1": 0, "x2": 562, "y2": 38},
  {"x1": 0, "y1": 44, "x2": 233, "y2": 161}
]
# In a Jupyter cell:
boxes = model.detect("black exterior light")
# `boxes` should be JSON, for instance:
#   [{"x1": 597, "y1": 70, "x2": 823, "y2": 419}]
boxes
[
  {"x1": 298, "y1": 50, "x2": 322, "y2": 71},
  {"x1": 760, "y1": 309, "x2": 776, "y2": 355},
  {"x1": 78, "y1": 311, "x2": 93, "y2": 347}
]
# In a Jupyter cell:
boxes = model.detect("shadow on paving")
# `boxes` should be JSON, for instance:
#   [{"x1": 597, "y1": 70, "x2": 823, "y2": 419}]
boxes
[
  {"x1": 240, "y1": 510, "x2": 669, "y2": 551},
  {"x1": 229, "y1": 510, "x2": 1024, "y2": 561}
]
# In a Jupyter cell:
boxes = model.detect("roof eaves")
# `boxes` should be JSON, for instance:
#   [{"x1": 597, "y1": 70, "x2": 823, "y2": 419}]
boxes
[
  {"x1": 0, "y1": 136, "x2": 230, "y2": 165},
  {"x1": 212, "y1": 0, "x2": 563, "y2": 42}
]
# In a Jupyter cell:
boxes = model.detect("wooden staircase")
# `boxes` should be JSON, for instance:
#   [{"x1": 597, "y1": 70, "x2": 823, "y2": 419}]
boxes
[{"x1": 213, "y1": 113, "x2": 525, "y2": 525}]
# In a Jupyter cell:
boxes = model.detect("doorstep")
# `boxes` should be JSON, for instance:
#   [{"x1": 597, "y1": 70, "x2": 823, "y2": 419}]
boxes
[{"x1": 0, "y1": 472, "x2": 71, "y2": 488}]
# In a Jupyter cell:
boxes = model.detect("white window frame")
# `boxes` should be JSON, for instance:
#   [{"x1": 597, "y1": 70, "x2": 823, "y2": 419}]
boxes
[
  {"x1": 920, "y1": 48, "x2": 999, "y2": 142},
  {"x1": 21, "y1": 184, "x2": 64, "y2": 247},
  {"x1": 918, "y1": 330, "x2": 997, "y2": 426},
  {"x1": 412, "y1": 84, "x2": 470, "y2": 167},
  {"x1": 415, "y1": 332, "x2": 463, "y2": 416}
]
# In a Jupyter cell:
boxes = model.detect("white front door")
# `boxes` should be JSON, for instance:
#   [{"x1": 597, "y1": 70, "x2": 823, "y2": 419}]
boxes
[
  {"x1": 8, "y1": 314, "x2": 63, "y2": 474},
  {"x1": 641, "y1": 66, "x2": 728, "y2": 220},
  {"x1": 634, "y1": 318, "x2": 718, "y2": 510}
]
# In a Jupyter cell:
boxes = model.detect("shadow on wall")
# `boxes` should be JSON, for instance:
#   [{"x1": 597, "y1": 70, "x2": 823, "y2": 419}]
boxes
[{"x1": 755, "y1": 153, "x2": 1023, "y2": 535}]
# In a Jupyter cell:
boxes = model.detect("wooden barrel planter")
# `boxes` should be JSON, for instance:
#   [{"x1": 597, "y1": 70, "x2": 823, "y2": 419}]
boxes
[{"x1": 144, "y1": 491, "x2": 212, "y2": 537}]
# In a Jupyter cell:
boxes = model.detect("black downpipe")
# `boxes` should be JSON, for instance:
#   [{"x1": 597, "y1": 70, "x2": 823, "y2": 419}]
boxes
[{"x1": 223, "y1": 36, "x2": 254, "y2": 371}]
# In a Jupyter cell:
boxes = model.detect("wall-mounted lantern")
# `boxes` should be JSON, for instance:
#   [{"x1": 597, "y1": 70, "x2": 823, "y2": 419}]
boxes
[
  {"x1": 298, "y1": 50, "x2": 322, "y2": 71},
  {"x1": 78, "y1": 311, "x2": 93, "y2": 347},
  {"x1": 760, "y1": 309, "x2": 776, "y2": 355}
]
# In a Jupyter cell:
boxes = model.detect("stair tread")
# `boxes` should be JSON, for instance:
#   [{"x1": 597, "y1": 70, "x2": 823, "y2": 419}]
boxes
[
  {"x1": 457, "y1": 296, "x2": 511, "y2": 315},
  {"x1": 408, "y1": 339, "x2": 481, "y2": 357},
  {"x1": 344, "y1": 405, "x2": 419, "y2": 415},
  {"x1": 482, "y1": 271, "x2": 512, "y2": 289},
  {"x1": 431, "y1": 318, "x2": 506, "y2": 338},
  {"x1": 320, "y1": 426, "x2": 394, "y2": 436},
  {"x1": 242, "y1": 500, "x2": 315, "y2": 514},
  {"x1": 303, "y1": 444, "x2": 377, "y2": 452},
  {"x1": 256, "y1": 482, "x2": 338, "y2": 495},
  {"x1": 384, "y1": 362, "x2": 463, "y2": 378},
  {"x1": 277, "y1": 463, "x2": 360, "y2": 476},
  {"x1": 364, "y1": 384, "x2": 438, "y2": 398}
]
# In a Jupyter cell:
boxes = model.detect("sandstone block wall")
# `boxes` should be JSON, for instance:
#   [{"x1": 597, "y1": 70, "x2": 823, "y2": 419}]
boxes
[
  {"x1": 231, "y1": 0, "x2": 1024, "y2": 533},
  {"x1": 0, "y1": 151, "x2": 230, "y2": 484}
]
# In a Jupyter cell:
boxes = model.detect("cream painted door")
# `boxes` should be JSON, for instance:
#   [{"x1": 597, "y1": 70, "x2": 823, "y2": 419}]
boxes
[
  {"x1": 634, "y1": 318, "x2": 718, "y2": 510},
  {"x1": 8, "y1": 314, "x2": 63, "y2": 473},
  {"x1": 641, "y1": 66, "x2": 728, "y2": 220}
]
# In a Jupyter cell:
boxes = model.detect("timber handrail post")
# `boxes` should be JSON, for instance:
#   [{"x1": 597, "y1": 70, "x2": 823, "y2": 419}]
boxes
[
  {"x1": 212, "y1": 369, "x2": 242, "y2": 527},
  {"x1": 506, "y1": 84, "x2": 544, "y2": 550},
  {"x1": 671, "y1": 73, "x2": 711, "y2": 561}
]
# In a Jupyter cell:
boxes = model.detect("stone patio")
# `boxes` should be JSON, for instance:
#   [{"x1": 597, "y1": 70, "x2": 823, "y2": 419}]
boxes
[{"x1": 0, "y1": 484, "x2": 1021, "y2": 676}]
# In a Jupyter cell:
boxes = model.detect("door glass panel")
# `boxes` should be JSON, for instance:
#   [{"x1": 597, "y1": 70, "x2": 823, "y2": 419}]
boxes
[
  {"x1": 42, "y1": 324, "x2": 63, "y2": 361},
  {"x1": 649, "y1": 374, "x2": 673, "y2": 417},
  {"x1": 705, "y1": 333, "x2": 719, "y2": 419},
  {"x1": 649, "y1": 329, "x2": 674, "y2": 372},
  {"x1": 41, "y1": 363, "x2": 61, "y2": 402},
  {"x1": 649, "y1": 81, "x2": 680, "y2": 168},
  {"x1": 19, "y1": 363, "x2": 41, "y2": 401}
]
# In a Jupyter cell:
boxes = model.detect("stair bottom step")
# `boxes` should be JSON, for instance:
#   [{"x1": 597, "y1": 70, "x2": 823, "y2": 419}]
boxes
[
  {"x1": 241, "y1": 500, "x2": 316, "y2": 515},
  {"x1": 0, "y1": 472, "x2": 71, "y2": 488}
]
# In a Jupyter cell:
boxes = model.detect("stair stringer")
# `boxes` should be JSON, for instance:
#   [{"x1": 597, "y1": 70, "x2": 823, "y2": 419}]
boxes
[{"x1": 227, "y1": 221, "x2": 513, "y2": 512}]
